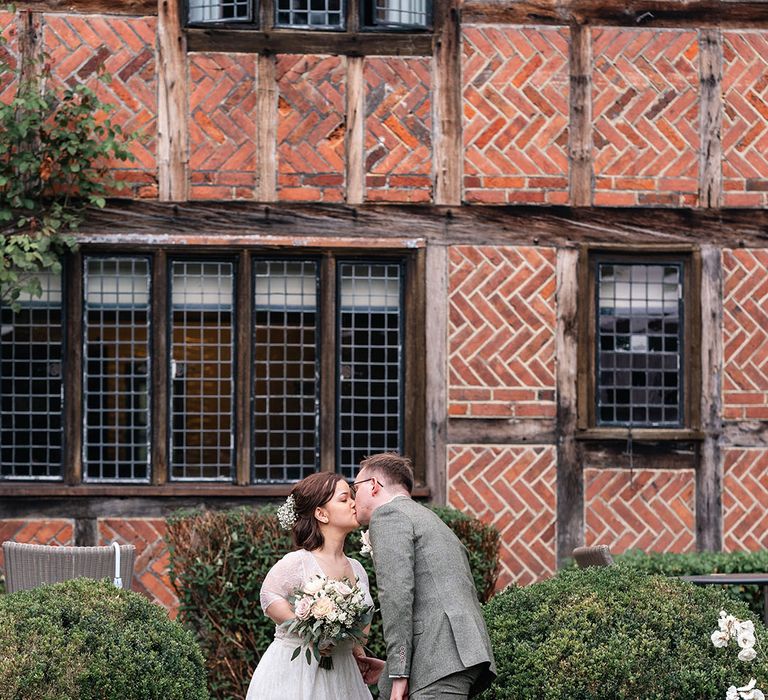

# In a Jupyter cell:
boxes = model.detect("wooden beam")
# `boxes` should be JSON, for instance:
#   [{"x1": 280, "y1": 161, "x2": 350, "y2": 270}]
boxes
[
  {"x1": 17, "y1": 0, "x2": 156, "y2": 14},
  {"x1": 186, "y1": 28, "x2": 433, "y2": 55},
  {"x1": 433, "y1": 0, "x2": 462, "y2": 205},
  {"x1": 64, "y1": 252, "x2": 84, "y2": 485},
  {"x1": 346, "y1": 56, "x2": 365, "y2": 206},
  {"x1": 447, "y1": 418, "x2": 557, "y2": 444},
  {"x1": 461, "y1": 0, "x2": 768, "y2": 28},
  {"x1": 150, "y1": 250, "x2": 169, "y2": 485},
  {"x1": 236, "y1": 252, "x2": 253, "y2": 485},
  {"x1": 157, "y1": 0, "x2": 189, "y2": 201},
  {"x1": 319, "y1": 256, "x2": 337, "y2": 472},
  {"x1": 699, "y1": 29, "x2": 722, "y2": 208},
  {"x1": 17, "y1": 11, "x2": 42, "y2": 86},
  {"x1": 256, "y1": 54, "x2": 277, "y2": 202},
  {"x1": 697, "y1": 244, "x2": 723, "y2": 551},
  {"x1": 569, "y1": 24, "x2": 592, "y2": 207},
  {"x1": 555, "y1": 248, "x2": 583, "y2": 567}
]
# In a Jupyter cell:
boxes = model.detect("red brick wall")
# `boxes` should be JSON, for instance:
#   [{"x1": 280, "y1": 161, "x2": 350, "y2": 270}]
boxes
[
  {"x1": 462, "y1": 26, "x2": 570, "y2": 204},
  {"x1": 0, "y1": 519, "x2": 74, "y2": 571},
  {"x1": 592, "y1": 28, "x2": 699, "y2": 207},
  {"x1": 99, "y1": 518, "x2": 178, "y2": 616},
  {"x1": 584, "y1": 468, "x2": 695, "y2": 553},
  {"x1": 448, "y1": 445, "x2": 557, "y2": 588},
  {"x1": 723, "y1": 449, "x2": 768, "y2": 551},
  {"x1": 722, "y1": 32, "x2": 768, "y2": 207},
  {"x1": 276, "y1": 54, "x2": 346, "y2": 202},
  {"x1": 448, "y1": 245, "x2": 556, "y2": 418},
  {"x1": 723, "y1": 249, "x2": 768, "y2": 421},
  {"x1": 365, "y1": 56, "x2": 432, "y2": 203},
  {"x1": 189, "y1": 53, "x2": 257, "y2": 200}
]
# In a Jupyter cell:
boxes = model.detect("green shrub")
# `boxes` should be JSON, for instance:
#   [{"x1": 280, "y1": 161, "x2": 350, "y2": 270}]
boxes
[
  {"x1": 616, "y1": 548, "x2": 768, "y2": 620},
  {"x1": 480, "y1": 566, "x2": 768, "y2": 700},
  {"x1": 167, "y1": 504, "x2": 499, "y2": 700},
  {"x1": 0, "y1": 578, "x2": 208, "y2": 700}
]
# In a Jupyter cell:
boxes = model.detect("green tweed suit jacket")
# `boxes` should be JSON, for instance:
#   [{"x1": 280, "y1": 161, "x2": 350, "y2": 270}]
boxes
[{"x1": 368, "y1": 497, "x2": 496, "y2": 698}]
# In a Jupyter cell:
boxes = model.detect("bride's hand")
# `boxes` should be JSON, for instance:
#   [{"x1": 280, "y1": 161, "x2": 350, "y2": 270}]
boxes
[{"x1": 355, "y1": 655, "x2": 385, "y2": 685}]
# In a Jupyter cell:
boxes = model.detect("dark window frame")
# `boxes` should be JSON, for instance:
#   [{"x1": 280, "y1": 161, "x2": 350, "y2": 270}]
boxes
[
  {"x1": 0, "y1": 245, "x2": 426, "y2": 493},
  {"x1": 577, "y1": 246, "x2": 702, "y2": 440}
]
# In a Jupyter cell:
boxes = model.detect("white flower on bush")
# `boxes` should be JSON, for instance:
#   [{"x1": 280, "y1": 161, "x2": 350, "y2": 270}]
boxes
[
  {"x1": 736, "y1": 679, "x2": 765, "y2": 700},
  {"x1": 740, "y1": 647, "x2": 759, "y2": 663},
  {"x1": 739, "y1": 630, "x2": 757, "y2": 650},
  {"x1": 713, "y1": 630, "x2": 731, "y2": 648},
  {"x1": 713, "y1": 612, "x2": 764, "y2": 700},
  {"x1": 721, "y1": 611, "x2": 740, "y2": 637},
  {"x1": 729, "y1": 687, "x2": 742, "y2": 700}
]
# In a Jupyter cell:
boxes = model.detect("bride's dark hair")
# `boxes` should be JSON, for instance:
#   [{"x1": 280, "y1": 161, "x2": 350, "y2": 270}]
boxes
[{"x1": 290, "y1": 472, "x2": 346, "y2": 551}]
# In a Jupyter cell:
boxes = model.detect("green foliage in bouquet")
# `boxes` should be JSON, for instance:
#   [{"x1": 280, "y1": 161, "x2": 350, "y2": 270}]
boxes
[
  {"x1": 479, "y1": 565, "x2": 768, "y2": 700},
  {"x1": 0, "y1": 578, "x2": 209, "y2": 700}
]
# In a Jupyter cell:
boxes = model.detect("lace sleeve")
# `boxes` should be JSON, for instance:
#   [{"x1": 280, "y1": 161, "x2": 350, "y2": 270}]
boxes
[{"x1": 260, "y1": 551, "x2": 304, "y2": 614}]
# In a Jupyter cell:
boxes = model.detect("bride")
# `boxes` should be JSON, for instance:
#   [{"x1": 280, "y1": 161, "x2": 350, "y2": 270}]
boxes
[{"x1": 246, "y1": 472, "x2": 384, "y2": 700}]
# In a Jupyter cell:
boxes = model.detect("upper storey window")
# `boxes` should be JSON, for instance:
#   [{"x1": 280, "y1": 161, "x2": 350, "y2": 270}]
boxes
[{"x1": 186, "y1": 0, "x2": 431, "y2": 29}]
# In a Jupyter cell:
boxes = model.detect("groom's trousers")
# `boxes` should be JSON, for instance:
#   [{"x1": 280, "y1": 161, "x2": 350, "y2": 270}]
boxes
[{"x1": 409, "y1": 665, "x2": 482, "y2": 700}]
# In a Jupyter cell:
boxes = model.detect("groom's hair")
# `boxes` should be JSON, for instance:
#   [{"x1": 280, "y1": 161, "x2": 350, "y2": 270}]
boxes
[{"x1": 359, "y1": 452, "x2": 413, "y2": 494}]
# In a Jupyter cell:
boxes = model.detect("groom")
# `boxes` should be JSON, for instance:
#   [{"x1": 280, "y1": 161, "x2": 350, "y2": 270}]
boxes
[{"x1": 353, "y1": 452, "x2": 496, "y2": 700}]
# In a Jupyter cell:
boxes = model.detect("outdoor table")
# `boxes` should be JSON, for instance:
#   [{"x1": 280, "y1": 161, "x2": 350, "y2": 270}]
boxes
[{"x1": 679, "y1": 573, "x2": 768, "y2": 625}]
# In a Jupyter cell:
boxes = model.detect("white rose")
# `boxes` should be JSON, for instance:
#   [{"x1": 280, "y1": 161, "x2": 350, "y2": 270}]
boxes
[
  {"x1": 712, "y1": 630, "x2": 730, "y2": 648},
  {"x1": 719, "y1": 612, "x2": 739, "y2": 637},
  {"x1": 294, "y1": 597, "x2": 312, "y2": 620},
  {"x1": 334, "y1": 581, "x2": 353, "y2": 597},
  {"x1": 737, "y1": 679, "x2": 765, "y2": 700},
  {"x1": 312, "y1": 596, "x2": 336, "y2": 620},
  {"x1": 738, "y1": 646, "x2": 758, "y2": 662},
  {"x1": 304, "y1": 575, "x2": 326, "y2": 596},
  {"x1": 739, "y1": 620, "x2": 756, "y2": 636},
  {"x1": 737, "y1": 630, "x2": 756, "y2": 650},
  {"x1": 728, "y1": 687, "x2": 741, "y2": 700}
]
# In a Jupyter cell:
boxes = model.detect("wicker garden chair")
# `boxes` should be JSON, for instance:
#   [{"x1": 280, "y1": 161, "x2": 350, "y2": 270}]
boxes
[
  {"x1": 572, "y1": 544, "x2": 614, "y2": 568},
  {"x1": 2, "y1": 541, "x2": 135, "y2": 593}
]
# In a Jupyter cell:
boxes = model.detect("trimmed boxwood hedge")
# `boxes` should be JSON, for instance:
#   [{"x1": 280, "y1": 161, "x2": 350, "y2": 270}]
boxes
[
  {"x1": 479, "y1": 565, "x2": 768, "y2": 700},
  {"x1": 616, "y1": 548, "x2": 768, "y2": 619},
  {"x1": 166, "y1": 504, "x2": 499, "y2": 700},
  {"x1": 0, "y1": 577, "x2": 209, "y2": 700}
]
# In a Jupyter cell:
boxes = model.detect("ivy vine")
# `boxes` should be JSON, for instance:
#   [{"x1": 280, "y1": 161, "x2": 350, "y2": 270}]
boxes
[{"x1": 0, "y1": 10, "x2": 135, "y2": 311}]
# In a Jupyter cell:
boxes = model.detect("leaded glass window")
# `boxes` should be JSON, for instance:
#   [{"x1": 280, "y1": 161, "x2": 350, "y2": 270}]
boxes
[
  {"x1": 0, "y1": 273, "x2": 64, "y2": 479},
  {"x1": 370, "y1": 0, "x2": 428, "y2": 27},
  {"x1": 170, "y1": 261, "x2": 235, "y2": 480},
  {"x1": 84, "y1": 257, "x2": 151, "y2": 482},
  {"x1": 596, "y1": 262, "x2": 683, "y2": 427},
  {"x1": 187, "y1": 0, "x2": 250, "y2": 23}
]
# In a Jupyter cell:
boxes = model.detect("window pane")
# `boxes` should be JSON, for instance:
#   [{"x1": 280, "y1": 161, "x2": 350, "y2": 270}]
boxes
[
  {"x1": 596, "y1": 262, "x2": 683, "y2": 427},
  {"x1": 170, "y1": 261, "x2": 235, "y2": 480},
  {"x1": 276, "y1": 0, "x2": 343, "y2": 28},
  {"x1": 253, "y1": 260, "x2": 318, "y2": 482},
  {"x1": 338, "y1": 262, "x2": 402, "y2": 479},
  {"x1": 370, "y1": 0, "x2": 428, "y2": 27},
  {"x1": 84, "y1": 258, "x2": 151, "y2": 481},
  {"x1": 188, "y1": 0, "x2": 250, "y2": 22},
  {"x1": 0, "y1": 273, "x2": 63, "y2": 479}
]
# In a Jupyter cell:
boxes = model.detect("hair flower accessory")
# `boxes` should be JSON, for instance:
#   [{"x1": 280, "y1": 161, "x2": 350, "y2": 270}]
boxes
[
  {"x1": 359, "y1": 530, "x2": 372, "y2": 558},
  {"x1": 277, "y1": 494, "x2": 298, "y2": 530}
]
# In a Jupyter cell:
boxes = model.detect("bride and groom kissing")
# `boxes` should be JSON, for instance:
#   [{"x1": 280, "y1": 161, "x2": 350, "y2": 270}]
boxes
[{"x1": 246, "y1": 452, "x2": 496, "y2": 700}]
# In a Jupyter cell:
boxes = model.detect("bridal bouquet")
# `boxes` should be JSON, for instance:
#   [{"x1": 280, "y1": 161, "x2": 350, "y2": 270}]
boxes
[{"x1": 285, "y1": 574, "x2": 373, "y2": 670}]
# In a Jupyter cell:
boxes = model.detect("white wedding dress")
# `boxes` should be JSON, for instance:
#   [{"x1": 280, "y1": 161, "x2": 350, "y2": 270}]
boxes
[{"x1": 245, "y1": 549, "x2": 374, "y2": 700}]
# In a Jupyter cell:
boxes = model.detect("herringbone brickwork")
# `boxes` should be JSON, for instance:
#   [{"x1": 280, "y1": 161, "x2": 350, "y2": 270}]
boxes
[
  {"x1": 0, "y1": 519, "x2": 74, "y2": 572},
  {"x1": 462, "y1": 26, "x2": 569, "y2": 204},
  {"x1": 189, "y1": 53, "x2": 257, "y2": 200},
  {"x1": 0, "y1": 11, "x2": 16, "y2": 105},
  {"x1": 723, "y1": 449, "x2": 768, "y2": 551},
  {"x1": 99, "y1": 518, "x2": 178, "y2": 616},
  {"x1": 723, "y1": 249, "x2": 768, "y2": 420},
  {"x1": 585, "y1": 468, "x2": 695, "y2": 553},
  {"x1": 448, "y1": 445, "x2": 557, "y2": 588},
  {"x1": 365, "y1": 57, "x2": 432, "y2": 203},
  {"x1": 722, "y1": 32, "x2": 768, "y2": 207},
  {"x1": 592, "y1": 29, "x2": 699, "y2": 207},
  {"x1": 448, "y1": 246, "x2": 556, "y2": 418},
  {"x1": 43, "y1": 14, "x2": 157, "y2": 198},
  {"x1": 277, "y1": 54, "x2": 345, "y2": 203}
]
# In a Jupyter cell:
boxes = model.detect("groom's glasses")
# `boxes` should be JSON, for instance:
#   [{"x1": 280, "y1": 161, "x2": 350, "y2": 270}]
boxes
[{"x1": 349, "y1": 477, "x2": 377, "y2": 497}]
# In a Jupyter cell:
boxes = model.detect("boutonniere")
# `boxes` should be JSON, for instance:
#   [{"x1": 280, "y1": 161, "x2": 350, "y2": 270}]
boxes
[{"x1": 360, "y1": 530, "x2": 372, "y2": 558}]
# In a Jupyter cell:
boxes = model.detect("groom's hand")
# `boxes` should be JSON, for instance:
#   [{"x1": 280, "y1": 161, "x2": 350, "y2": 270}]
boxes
[
  {"x1": 390, "y1": 677, "x2": 409, "y2": 700},
  {"x1": 355, "y1": 655, "x2": 385, "y2": 685}
]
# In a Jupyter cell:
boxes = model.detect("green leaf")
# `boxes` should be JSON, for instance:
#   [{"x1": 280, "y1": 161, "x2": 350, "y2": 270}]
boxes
[{"x1": 290, "y1": 646, "x2": 301, "y2": 662}]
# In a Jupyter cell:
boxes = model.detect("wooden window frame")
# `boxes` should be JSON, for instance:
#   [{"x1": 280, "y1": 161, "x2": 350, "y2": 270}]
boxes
[
  {"x1": 0, "y1": 245, "x2": 426, "y2": 496},
  {"x1": 183, "y1": 0, "x2": 438, "y2": 55},
  {"x1": 576, "y1": 245, "x2": 703, "y2": 442}
]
